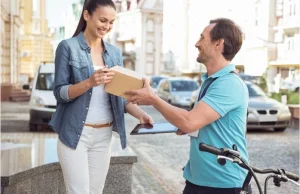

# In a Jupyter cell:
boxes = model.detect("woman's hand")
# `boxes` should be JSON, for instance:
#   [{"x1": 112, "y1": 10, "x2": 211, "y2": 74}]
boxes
[
  {"x1": 88, "y1": 66, "x2": 115, "y2": 87},
  {"x1": 139, "y1": 113, "x2": 154, "y2": 125}
]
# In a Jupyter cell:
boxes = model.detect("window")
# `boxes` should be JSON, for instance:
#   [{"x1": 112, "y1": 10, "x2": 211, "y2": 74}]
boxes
[
  {"x1": 146, "y1": 20, "x2": 154, "y2": 32},
  {"x1": 151, "y1": 76, "x2": 167, "y2": 88},
  {"x1": 163, "y1": 82, "x2": 170, "y2": 92},
  {"x1": 287, "y1": 0, "x2": 296, "y2": 16},
  {"x1": 157, "y1": 80, "x2": 165, "y2": 91},
  {"x1": 286, "y1": 37, "x2": 295, "y2": 50},
  {"x1": 32, "y1": 20, "x2": 40, "y2": 34},
  {"x1": 146, "y1": 41, "x2": 154, "y2": 53},
  {"x1": 15, "y1": 0, "x2": 20, "y2": 15},
  {"x1": 146, "y1": 62, "x2": 153, "y2": 74},
  {"x1": 32, "y1": 0, "x2": 40, "y2": 18},
  {"x1": 255, "y1": 6, "x2": 259, "y2": 26},
  {"x1": 276, "y1": 0, "x2": 284, "y2": 16},
  {"x1": 246, "y1": 84, "x2": 266, "y2": 97},
  {"x1": 170, "y1": 81, "x2": 198, "y2": 92},
  {"x1": 36, "y1": 73, "x2": 54, "y2": 90}
]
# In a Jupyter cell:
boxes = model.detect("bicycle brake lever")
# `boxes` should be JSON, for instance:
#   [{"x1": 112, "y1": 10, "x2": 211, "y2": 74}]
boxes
[
  {"x1": 217, "y1": 155, "x2": 234, "y2": 165},
  {"x1": 278, "y1": 169, "x2": 288, "y2": 182}
]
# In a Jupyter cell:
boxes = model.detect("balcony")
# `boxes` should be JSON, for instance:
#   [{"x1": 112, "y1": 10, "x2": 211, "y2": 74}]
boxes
[
  {"x1": 276, "y1": 34, "x2": 300, "y2": 61},
  {"x1": 274, "y1": 16, "x2": 300, "y2": 30}
]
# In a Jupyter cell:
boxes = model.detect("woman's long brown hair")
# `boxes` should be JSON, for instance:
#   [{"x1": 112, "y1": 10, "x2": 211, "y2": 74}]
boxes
[{"x1": 72, "y1": 0, "x2": 116, "y2": 37}]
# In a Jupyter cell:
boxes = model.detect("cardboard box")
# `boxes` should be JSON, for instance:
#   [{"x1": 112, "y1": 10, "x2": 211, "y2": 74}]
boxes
[{"x1": 104, "y1": 66, "x2": 146, "y2": 99}]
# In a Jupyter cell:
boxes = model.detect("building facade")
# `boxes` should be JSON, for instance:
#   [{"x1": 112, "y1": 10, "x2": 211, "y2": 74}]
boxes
[
  {"x1": 162, "y1": 0, "x2": 281, "y2": 79},
  {"x1": 51, "y1": 0, "x2": 84, "y2": 57},
  {"x1": 51, "y1": 0, "x2": 164, "y2": 76},
  {"x1": 1, "y1": 0, "x2": 23, "y2": 84},
  {"x1": 110, "y1": 0, "x2": 164, "y2": 75},
  {"x1": 19, "y1": 0, "x2": 53, "y2": 83},
  {"x1": 162, "y1": 0, "x2": 261, "y2": 76},
  {"x1": 268, "y1": 0, "x2": 300, "y2": 91},
  {"x1": 232, "y1": 0, "x2": 277, "y2": 76}
]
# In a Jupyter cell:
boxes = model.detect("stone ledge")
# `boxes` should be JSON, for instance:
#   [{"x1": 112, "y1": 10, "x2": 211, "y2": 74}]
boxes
[
  {"x1": 2, "y1": 157, "x2": 137, "y2": 194},
  {"x1": 1, "y1": 135, "x2": 138, "y2": 194},
  {"x1": 288, "y1": 105, "x2": 300, "y2": 129}
]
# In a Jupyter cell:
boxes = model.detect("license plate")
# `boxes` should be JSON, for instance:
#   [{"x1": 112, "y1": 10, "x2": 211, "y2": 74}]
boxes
[{"x1": 258, "y1": 115, "x2": 277, "y2": 122}]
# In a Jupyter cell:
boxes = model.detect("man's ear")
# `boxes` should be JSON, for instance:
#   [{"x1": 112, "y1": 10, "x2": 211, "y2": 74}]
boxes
[{"x1": 216, "y1": 39, "x2": 224, "y2": 49}]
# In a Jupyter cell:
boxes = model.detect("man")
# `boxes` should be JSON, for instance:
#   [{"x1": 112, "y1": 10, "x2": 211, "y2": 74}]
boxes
[{"x1": 125, "y1": 18, "x2": 251, "y2": 194}]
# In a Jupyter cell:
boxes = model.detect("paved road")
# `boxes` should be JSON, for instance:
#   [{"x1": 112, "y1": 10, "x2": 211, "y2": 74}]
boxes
[
  {"x1": 1, "y1": 102, "x2": 300, "y2": 194},
  {"x1": 126, "y1": 106, "x2": 300, "y2": 194}
]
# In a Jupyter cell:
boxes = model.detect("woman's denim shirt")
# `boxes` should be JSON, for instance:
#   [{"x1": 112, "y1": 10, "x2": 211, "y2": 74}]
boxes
[{"x1": 49, "y1": 32, "x2": 127, "y2": 149}]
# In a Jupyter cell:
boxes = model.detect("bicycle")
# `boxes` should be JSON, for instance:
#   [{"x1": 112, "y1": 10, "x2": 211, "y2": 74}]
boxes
[{"x1": 199, "y1": 142, "x2": 300, "y2": 194}]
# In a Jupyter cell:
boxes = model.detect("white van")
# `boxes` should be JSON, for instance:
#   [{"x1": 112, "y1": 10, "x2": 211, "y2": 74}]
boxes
[{"x1": 23, "y1": 63, "x2": 56, "y2": 131}]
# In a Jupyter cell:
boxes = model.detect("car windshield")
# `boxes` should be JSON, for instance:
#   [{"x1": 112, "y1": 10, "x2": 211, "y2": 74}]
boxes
[
  {"x1": 247, "y1": 84, "x2": 266, "y2": 97},
  {"x1": 151, "y1": 77, "x2": 165, "y2": 88},
  {"x1": 171, "y1": 80, "x2": 198, "y2": 92},
  {"x1": 36, "y1": 73, "x2": 54, "y2": 91}
]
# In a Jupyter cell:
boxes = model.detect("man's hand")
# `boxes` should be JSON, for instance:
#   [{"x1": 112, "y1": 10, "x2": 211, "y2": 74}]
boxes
[
  {"x1": 125, "y1": 78, "x2": 157, "y2": 106},
  {"x1": 176, "y1": 129, "x2": 186, "y2": 135},
  {"x1": 139, "y1": 114, "x2": 154, "y2": 125}
]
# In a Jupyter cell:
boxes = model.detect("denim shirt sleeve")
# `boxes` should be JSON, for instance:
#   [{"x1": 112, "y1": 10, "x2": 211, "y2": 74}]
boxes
[{"x1": 53, "y1": 40, "x2": 73, "y2": 103}]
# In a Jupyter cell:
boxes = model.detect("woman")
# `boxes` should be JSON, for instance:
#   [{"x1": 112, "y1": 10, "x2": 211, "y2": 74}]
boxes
[{"x1": 49, "y1": 0, "x2": 153, "y2": 193}]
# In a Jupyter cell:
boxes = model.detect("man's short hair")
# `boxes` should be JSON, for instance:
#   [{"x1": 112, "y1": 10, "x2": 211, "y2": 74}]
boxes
[{"x1": 209, "y1": 18, "x2": 243, "y2": 61}]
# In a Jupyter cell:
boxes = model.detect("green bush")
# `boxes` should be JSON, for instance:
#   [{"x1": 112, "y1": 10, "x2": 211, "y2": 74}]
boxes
[
  {"x1": 270, "y1": 92, "x2": 300, "y2": 104},
  {"x1": 258, "y1": 74, "x2": 268, "y2": 92},
  {"x1": 288, "y1": 92, "x2": 300, "y2": 104}
]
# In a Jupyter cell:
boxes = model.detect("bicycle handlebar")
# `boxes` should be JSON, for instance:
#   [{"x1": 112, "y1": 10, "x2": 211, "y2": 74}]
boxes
[
  {"x1": 199, "y1": 142, "x2": 240, "y2": 157},
  {"x1": 199, "y1": 142, "x2": 223, "y2": 155},
  {"x1": 199, "y1": 143, "x2": 299, "y2": 182}
]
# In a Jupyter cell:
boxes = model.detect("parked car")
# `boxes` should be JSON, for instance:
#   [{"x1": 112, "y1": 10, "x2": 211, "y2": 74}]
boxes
[
  {"x1": 188, "y1": 81, "x2": 291, "y2": 131},
  {"x1": 281, "y1": 78, "x2": 300, "y2": 92},
  {"x1": 151, "y1": 75, "x2": 168, "y2": 93},
  {"x1": 156, "y1": 77, "x2": 199, "y2": 108},
  {"x1": 189, "y1": 86, "x2": 201, "y2": 109},
  {"x1": 23, "y1": 63, "x2": 56, "y2": 131},
  {"x1": 239, "y1": 73, "x2": 261, "y2": 84},
  {"x1": 246, "y1": 81, "x2": 291, "y2": 131}
]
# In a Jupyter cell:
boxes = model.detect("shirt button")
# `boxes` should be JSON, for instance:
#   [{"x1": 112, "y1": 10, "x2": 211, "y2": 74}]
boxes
[
  {"x1": 89, "y1": 93, "x2": 92, "y2": 95},
  {"x1": 82, "y1": 121, "x2": 85, "y2": 123},
  {"x1": 86, "y1": 107, "x2": 88, "y2": 110}
]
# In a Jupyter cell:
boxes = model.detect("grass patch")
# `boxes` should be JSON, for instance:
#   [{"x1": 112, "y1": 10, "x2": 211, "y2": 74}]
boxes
[{"x1": 270, "y1": 92, "x2": 299, "y2": 104}]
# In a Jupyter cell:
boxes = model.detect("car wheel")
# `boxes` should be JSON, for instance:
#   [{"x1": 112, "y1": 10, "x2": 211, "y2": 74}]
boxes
[
  {"x1": 29, "y1": 123, "x2": 38, "y2": 131},
  {"x1": 274, "y1": 127, "x2": 286, "y2": 132}
]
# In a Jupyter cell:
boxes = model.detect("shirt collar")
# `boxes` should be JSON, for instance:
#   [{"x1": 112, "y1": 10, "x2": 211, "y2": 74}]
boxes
[
  {"x1": 201, "y1": 63, "x2": 236, "y2": 81},
  {"x1": 77, "y1": 31, "x2": 108, "y2": 53}
]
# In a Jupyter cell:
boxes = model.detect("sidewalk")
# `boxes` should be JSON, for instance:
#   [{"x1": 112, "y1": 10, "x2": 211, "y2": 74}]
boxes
[{"x1": 1, "y1": 101, "x2": 175, "y2": 194}]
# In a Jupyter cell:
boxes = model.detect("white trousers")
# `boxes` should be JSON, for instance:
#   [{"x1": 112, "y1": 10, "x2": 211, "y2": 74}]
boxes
[{"x1": 57, "y1": 126, "x2": 112, "y2": 194}]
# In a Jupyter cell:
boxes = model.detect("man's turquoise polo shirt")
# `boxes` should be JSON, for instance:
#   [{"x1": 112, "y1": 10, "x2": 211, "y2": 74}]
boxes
[{"x1": 183, "y1": 63, "x2": 249, "y2": 188}]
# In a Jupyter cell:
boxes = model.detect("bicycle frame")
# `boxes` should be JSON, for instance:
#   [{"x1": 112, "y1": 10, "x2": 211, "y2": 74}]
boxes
[{"x1": 199, "y1": 143, "x2": 299, "y2": 194}]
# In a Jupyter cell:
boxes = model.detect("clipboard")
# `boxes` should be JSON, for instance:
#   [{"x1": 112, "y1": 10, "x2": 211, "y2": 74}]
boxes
[{"x1": 130, "y1": 122, "x2": 178, "y2": 135}]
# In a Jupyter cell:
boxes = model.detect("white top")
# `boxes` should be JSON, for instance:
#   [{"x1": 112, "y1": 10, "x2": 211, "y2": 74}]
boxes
[{"x1": 85, "y1": 83, "x2": 113, "y2": 124}]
